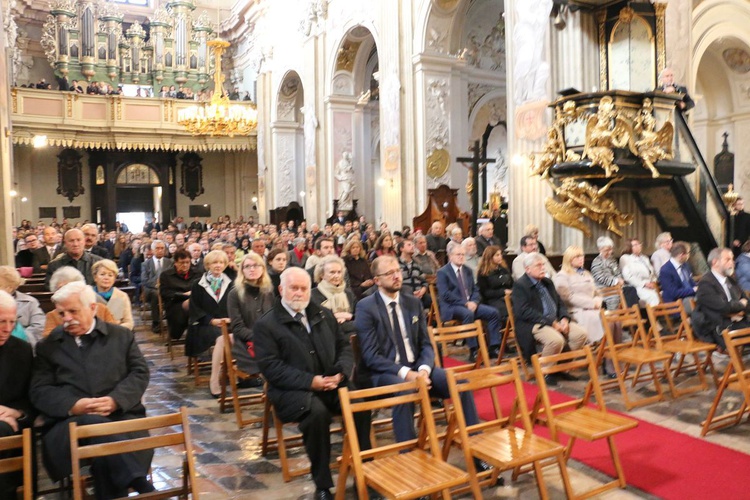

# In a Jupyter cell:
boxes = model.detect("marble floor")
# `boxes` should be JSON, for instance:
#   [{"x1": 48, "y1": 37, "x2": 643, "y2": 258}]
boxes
[{"x1": 39, "y1": 311, "x2": 750, "y2": 500}]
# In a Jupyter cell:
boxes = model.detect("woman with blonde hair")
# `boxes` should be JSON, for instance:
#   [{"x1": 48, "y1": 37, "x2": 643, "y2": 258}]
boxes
[
  {"x1": 43, "y1": 267, "x2": 116, "y2": 336},
  {"x1": 187, "y1": 250, "x2": 234, "y2": 360},
  {"x1": 209, "y1": 252, "x2": 274, "y2": 396},
  {"x1": 0, "y1": 266, "x2": 44, "y2": 347},
  {"x1": 92, "y1": 259, "x2": 134, "y2": 330},
  {"x1": 553, "y1": 246, "x2": 604, "y2": 343},
  {"x1": 342, "y1": 238, "x2": 373, "y2": 300}
]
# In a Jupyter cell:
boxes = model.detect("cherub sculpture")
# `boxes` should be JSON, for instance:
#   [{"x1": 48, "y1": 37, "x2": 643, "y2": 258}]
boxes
[
  {"x1": 634, "y1": 99, "x2": 674, "y2": 178},
  {"x1": 582, "y1": 96, "x2": 636, "y2": 177}
]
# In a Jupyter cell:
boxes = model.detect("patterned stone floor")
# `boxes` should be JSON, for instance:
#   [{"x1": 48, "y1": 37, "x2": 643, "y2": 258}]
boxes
[{"x1": 38, "y1": 311, "x2": 750, "y2": 499}]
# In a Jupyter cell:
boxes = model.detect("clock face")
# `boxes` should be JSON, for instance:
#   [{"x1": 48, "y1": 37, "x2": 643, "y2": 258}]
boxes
[{"x1": 565, "y1": 119, "x2": 587, "y2": 148}]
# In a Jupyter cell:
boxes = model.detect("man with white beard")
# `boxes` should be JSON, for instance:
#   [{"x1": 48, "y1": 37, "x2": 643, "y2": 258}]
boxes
[{"x1": 254, "y1": 267, "x2": 370, "y2": 500}]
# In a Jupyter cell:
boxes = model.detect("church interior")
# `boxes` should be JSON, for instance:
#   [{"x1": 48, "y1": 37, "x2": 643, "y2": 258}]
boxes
[{"x1": 4, "y1": 0, "x2": 750, "y2": 498}]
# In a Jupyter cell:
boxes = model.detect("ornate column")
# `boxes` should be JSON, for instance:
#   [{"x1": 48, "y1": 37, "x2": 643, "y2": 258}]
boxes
[
  {"x1": 505, "y1": 0, "x2": 556, "y2": 252},
  {"x1": 376, "y1": 0, "x2": 403, "y2": 228},
  {"x1": 662, "y1": 0, "x2": 691, "y2": 88}
]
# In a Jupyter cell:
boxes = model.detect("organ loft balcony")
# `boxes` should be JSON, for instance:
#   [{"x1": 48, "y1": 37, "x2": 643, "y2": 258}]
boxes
[{"x1": 9, "y1": 87, "x2": 257, "y2": 152}]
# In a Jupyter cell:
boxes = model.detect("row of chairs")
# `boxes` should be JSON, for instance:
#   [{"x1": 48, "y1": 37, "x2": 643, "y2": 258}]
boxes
[{"x1": 0, "y1": 407, "x2": 199, "y2": 499}]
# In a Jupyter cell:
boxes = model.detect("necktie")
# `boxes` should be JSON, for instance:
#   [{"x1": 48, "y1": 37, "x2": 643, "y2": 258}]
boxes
[
  {"x1": 294, "y1": 312, "x2": 310, "y2": 333},
  {"x1": 49, "y1": 246, "x2": 55, "y2": 259},
  {"x1": 389, "y1": 302, "x2": 409, "y2": 365},
  {"x1": 457, "y1": 267, "x2": 468, "y2": 301},
  {"x1": 156, "y1": 259, "x2": 161, "y2": 272},
  {"x1": 78, "y1": 334, "x2": 93, "y2": 351},
  {"x1": 680, "y1": 266, "x2": 690, "y2": 285},
  {"x1": 537, "y1": 282, "x2": 557, "y2": 323}
]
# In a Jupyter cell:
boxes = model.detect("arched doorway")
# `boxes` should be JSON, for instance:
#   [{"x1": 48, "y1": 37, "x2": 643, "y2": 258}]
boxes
[{"x1": 89, "y1": 150, "x2": 177, "y2": 230}]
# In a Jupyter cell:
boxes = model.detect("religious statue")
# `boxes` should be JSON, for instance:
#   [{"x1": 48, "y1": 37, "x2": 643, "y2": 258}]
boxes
[
  {"x1": 545, "y1": 177, "x2": 633, "y2": 237},
  {"x1": 634, "y1": 99, "x2": 674, "y2": 178},
  {"x1": 582, "y1": 96, "x2": 636, "y2": 178},
  {"x1": 335, "y1": 151, "x2": 355, "y2": 211}
]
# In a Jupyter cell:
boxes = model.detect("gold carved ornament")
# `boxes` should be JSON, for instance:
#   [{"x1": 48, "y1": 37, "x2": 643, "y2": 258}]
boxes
[
  {"x1": 426, "y1": 148, "x2": 450, "y2": 178},
  {"x1": 531, "y1": 96, "x2": 674, "y2": 237}
]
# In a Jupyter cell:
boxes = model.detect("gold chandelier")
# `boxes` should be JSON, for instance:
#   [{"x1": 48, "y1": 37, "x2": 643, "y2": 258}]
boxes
[{"x1": 177, "y1": 39, "x2": 258, "y2": 137}]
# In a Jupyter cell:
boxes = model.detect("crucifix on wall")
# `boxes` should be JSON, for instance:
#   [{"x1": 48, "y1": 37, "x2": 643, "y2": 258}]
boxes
[{"x1": 457, "y1": 140, "x2": 495, "y2": 237}]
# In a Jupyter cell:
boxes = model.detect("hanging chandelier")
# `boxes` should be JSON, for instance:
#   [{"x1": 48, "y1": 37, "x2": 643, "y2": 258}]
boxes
[{"x1": 177, "y1": 39, "x2": 258, "y2": 137}]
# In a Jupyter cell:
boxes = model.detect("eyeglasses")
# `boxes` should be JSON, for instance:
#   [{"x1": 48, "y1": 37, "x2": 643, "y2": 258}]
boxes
[{"x1": 376, "y1": 269, "x2": 401, "y2": 278}]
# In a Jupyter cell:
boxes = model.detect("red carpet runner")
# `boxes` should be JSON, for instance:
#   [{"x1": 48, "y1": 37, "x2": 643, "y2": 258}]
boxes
[{"x1": 443, "y1": 358, "x2": 747, "y2": 499}]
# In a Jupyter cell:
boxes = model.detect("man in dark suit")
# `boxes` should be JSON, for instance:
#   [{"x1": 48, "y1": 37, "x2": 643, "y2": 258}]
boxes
[
  {"x1": 355, "y1": 256, "x2": 495, "y2": 479},
  {"x1": 425, "y1": 221, "x2": 448, "y2": 255},
  {"x1": 658, "y1": 67, "x2": 695, "y2": 112},
  {"x1": 189, "y1": 217, "x2": 205, "y2": 232},
  {"x1": 82, "y1": 224, "x2": 109, "y2": 258},
  {"x1": 659, "y1": 242, "x2": 697, "y2": 312},
  {"x1": 436, "y1": 244, "x2": 501, "y2": 361},
  {"x1": 33, "y1": 226, "x2": 64, "y2": 273},
  {"x1": 159, "y1": 250, "x2": 199, "y2": 340},
  {"x1": 187, "y1": 243, "x2": 205, "y2": 274},
  {"x1": 142, "y1": 240, "x2": 174, "y2": 332},
  {"x1": 46, "y1": 229, "x2": 103, "y2": 288},
  {"x1": 475, "y1": 222, "x2": 501, "y2": 257},
  {"x1": 512, "y1": 252, "x2": 588, "y2": 385},
  {"x1": 0, "y1": 292, "x2": 34, "y2": 497},
  {"x1": 103, "y1": 231, "x2": 117, "y2": 259},
  {"x1": 30, "y1": 282, "x2": 154, "y2": 498},
  {"x1": 692, "y1": 247, "x2": 750, "y2": 354},
  {"x1": 255, "y1": 267, "x2": 370, "y2": 500}
]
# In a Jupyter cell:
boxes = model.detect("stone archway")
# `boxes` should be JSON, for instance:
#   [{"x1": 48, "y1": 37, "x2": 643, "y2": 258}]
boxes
[{"x1": 327, "y1": 26, "x2": 381, "y2": 223}]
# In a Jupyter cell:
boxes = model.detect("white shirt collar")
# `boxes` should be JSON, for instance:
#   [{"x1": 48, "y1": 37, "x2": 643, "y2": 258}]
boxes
[
  {"x1": 281, "y1": 299, "x2": 305, "y2": 319},
  {"x1": 378, "y1": 289, "x2": 400, "y2": 307},
  {"x1": 711, "y1": 269, "x2": 727, "y2": 285},
  {"x1": 670, "y1": 257, "x2": 683, "y2": 269}
]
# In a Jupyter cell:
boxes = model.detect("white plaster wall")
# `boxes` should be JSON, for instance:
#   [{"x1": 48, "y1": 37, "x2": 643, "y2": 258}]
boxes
[{"x1": 13, "y1": 145, "x2": 93, "y2": 224}]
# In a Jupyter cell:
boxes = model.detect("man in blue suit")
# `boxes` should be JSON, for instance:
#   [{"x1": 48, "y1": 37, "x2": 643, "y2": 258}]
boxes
[
  {"x1": 436, "y1": 244, "x2": 502, "y2": 361},
  {"x1": 659, "y1": 242, "x2": 697, "y2": 312},
  {"x1": 355, "y1": 256, "x2": 496, "y2": 479}
]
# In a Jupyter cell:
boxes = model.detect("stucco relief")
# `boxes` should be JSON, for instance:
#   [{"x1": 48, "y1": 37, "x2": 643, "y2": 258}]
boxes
[
  {"x1": 300, "y1": 0, "x2": 328, "y2": 38},
  {"x1": 468, "y1": 83, "x2": 497, "y2": 117},
  {"x1": 277, "y1": 97, "x2": 296, "y2": 120},
  {"x1": 425, "y1": 16, "x2": 450, "y2": 54},
  {"x1": 332, "y1": 73, "x2": 354, "y2": 95},
  {"x1": 379, "y1": 68, "x2": 401, "y2": 147},
  {"x1": 512, "y1": 0, "x2": 551, "y2": 105},
  {"x1": 461, "y1": 3, "x2": 505, "y2": 72},
  {"x1": 301, "y1": 103, "x2": 318, "y2": 168},
  {"x1": 333, "y1": 111, "x2": 353, "y2": 166},
  {"x1": 276, "y1": 143, "x2": 296, "y2": 206},
  {"x1": 426, "y1": 77, "x2": 451, "y2": 188}
]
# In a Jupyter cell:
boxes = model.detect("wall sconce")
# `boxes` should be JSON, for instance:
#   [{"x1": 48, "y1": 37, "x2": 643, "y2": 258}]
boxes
[
  {"x1": 9, "y1": 189, "x2": 17, "y2": 197},
  {"x1": 299, "y1": 190, "x2": 306, "y2": 199},
  {"x1": 21, "y1": 197, "x2": 27, "y2": 202}
]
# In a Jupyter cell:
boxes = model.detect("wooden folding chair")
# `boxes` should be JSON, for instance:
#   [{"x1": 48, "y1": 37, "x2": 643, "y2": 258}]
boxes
[
  {"x1": 217, "y1": 323, "x2": 265, "y2": 429},
  {"x1": 69, "y1": 407, "x2": 199, "y2": 500},
  {"x1": 701, "y1": 328, "x2": 750, "y2": 436},
  {"x1": 646, "y1": 301, "x2": 717, "y2": 397},
  {"x1": 598, "y1": 283, "x2": 627, "y2": 310},
  {"x1": 497, "y1": 294, "x2": 532, "y2": 379},
  {"x1": 599, "y1": 306, "x2": 675, "y2": 410},
  {"x1": 336, "y1": 378, "x2": 469, "y2": 500},
  {"x1": 428, "y1": 319, "x2": 491, "y2": 371},
  {"x1": 427, "y1": 283, "x2": 458, "y2": 328},
  {"x1": 0, "y1": 428, "x2": 32, "y2": 500},
  {"x1": 532, "y1": 347, "x2": 639, "y2": 499},
  {"x1": 260, "y1": 384, "x2": 343, "y2": 483},
  {"x1": 443, "y1": 361, "x2": 574, "y2": 499}
]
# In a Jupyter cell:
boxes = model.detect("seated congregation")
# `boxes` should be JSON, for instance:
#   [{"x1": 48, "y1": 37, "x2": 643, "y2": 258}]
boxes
[{"x1": 4, "y1": 215, "x2": 749, "y2": 499}]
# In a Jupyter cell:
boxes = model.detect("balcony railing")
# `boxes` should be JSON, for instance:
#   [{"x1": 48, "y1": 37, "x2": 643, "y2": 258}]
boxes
[{"x1": 10, "y1": 87, "x2": 257, "y2": 152}]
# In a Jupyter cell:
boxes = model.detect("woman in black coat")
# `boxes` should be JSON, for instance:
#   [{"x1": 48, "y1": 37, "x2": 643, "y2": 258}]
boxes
[
  {"x1": 266, "y1": 248, "x2": 288, "y2": 298},
  {"x1": 477, "y1": 245, "x2": 513, "y2": 321},
  {"x1": 187, "y1": 250, "x2": 234, "y2": 358}
]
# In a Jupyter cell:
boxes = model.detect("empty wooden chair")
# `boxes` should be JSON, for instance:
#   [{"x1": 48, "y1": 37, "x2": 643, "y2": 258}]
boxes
[
  {"x1": 701, "y1": 327, "x2": 750, "y2": 436},
  {"x1": 217, "y1": 323, "x2": 265, "y2": 429},
  {"x1": 336, "y1": 377, "x2": 469, "y2": 500},
  {"x1": 598, "y1": 283, "x2": 627, "y2": 311},
  {"x1": 69, "y1": 407, "x2": 199, "y2": 500},
  {"x1": 646, "y1": 301, "x2": 717, "y2": 397},
  {"x1": 427, "y1": 283, "x2": 459, "y2": 328},
  {"x1": 532, "y1": 347, "x2": 639, "y2": 498},
  {"x1": 599, "y1": 306, "x2": 675, "y2": 410},
  {"x1": 0, "y1": 428, "x2": 32, "y2": 500},
  {"x1": 428, "y1": 320, "x2": 490, "y2": 371},
  {"x1": 497, "y1": 294, "x2": 531, "y2": 379},
  {"x1": 444, "y1": 361, "x2": 573, "y2": 499}
]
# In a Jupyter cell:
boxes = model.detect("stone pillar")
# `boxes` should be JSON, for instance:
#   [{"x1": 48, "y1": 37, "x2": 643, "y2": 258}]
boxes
[
  {"x1": 377, "y1": 0, "x2": 403, "y2": 228},
  {"x1": 663, "y1": 0, "x2": 692, "y2": 89},
  {"x1": 505, "y1": 0, "x2": 555, "y2": 253},
  {"x1": 0, "y1": 7, "x2": 13, "y2": 264}
]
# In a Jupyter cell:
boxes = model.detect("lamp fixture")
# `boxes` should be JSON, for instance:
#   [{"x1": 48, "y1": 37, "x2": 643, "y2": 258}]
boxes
[{"x1": 177, "y1": 39, "x2": 258, "y2": 137}]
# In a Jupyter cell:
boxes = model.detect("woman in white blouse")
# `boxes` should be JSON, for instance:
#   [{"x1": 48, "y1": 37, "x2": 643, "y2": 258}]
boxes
[{"x1": 620, "y1": 238, "x2": 660, "y2": 306}]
